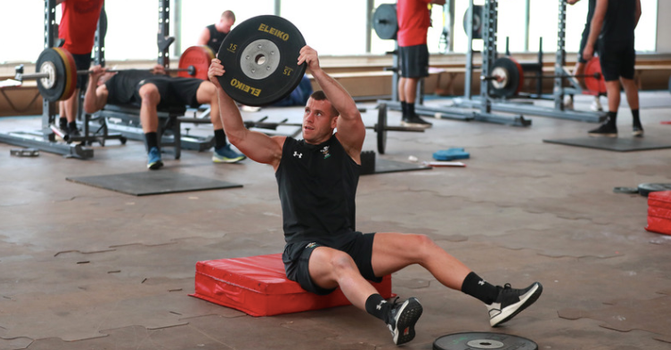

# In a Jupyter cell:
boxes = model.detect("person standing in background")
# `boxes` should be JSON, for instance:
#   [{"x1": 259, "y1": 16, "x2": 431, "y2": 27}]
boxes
[
  {"x1": 56, "y1": 0, "x2": 104, "y2": 136},
  {"x1": 583, "y1": 0, "x2": 643, "y2": 137},
  {"x1": 396, "y1": 0, "x2": 445, "y2": 129},
  {"x1": 197, "y1": 10, "x2": 236, "y2": 55}
]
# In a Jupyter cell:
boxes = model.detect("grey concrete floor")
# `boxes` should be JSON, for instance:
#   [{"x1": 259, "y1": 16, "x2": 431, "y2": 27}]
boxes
[{"x1": 1, "y1": 92, "x2": 671, "y2": 350}]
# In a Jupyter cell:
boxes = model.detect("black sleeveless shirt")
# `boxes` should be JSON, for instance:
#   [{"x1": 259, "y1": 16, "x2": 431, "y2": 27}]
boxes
[
  {"x1": 275, "y1": 135, "x2": 360, "y2": 246},
  {"x1": 600, "y1": 0, "x2": 637, "y2": 43},
  {"x1": 206, "y1": 24, "x2": 228, "y2": 54},
  {"x1": 104, "y1": 70, "x2": 156, "y2": 106}
]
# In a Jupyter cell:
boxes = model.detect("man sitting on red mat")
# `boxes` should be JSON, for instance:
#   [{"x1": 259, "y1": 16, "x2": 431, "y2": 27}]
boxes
[{"x1": 208, "y1": 45, "x2": 543, "y2": 346}]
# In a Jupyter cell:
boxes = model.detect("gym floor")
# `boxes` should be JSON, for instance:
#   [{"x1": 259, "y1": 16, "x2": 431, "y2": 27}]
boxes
[{"x1": 1, "y1": 92, "x2": 671, "y2": 350}]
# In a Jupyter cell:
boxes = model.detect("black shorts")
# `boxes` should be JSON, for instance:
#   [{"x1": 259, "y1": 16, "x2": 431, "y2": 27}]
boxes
[
  {"x1": 135, "y1": 76, "x2": 203, "y2": 109},
  {"x1": 72, "y1": 53, "x2": 92, "y2": 89},
  {"x1": 282, "y1": 231, "x2": 381, "y2": 295},
  {"x1": 399, "y1": 44, "x2": 429, "y2": 79},
  {"x1": 598, "y1": 39, "x2": 635, "y2": 81}
]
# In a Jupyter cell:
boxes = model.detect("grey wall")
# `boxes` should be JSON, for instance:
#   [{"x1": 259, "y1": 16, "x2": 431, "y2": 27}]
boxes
[{"x1": 657, "y1": 0, "x2": 671, "y2": 52}]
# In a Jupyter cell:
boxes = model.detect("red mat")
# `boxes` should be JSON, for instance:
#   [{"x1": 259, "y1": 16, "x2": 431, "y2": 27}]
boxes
[
  {"x1": 646, "y1": 191, "x2": 671, "y2": 236},
  {"x1": 191, "y1": 253, "x2": 393, "y2": 316}
]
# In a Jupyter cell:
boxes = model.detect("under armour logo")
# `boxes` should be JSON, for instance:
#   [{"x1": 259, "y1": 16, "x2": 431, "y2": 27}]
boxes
[
  {"x1": 293, "y1": 151, "x2": 302, "y2": 158},
  {"x1": 376, "y1": 300, "x2": 387, "y2": 310},
  {"x1": 478, "y1": 280, "x2": 485, "y2": 286}
]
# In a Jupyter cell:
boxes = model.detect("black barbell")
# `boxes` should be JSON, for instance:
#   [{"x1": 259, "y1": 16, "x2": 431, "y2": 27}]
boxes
[
  {"x1": 480, "y1": 56, "x2": 606, "y2": 97},
  {"x1": 244, "y1": 103, "x2": 424, "y2": 155}
]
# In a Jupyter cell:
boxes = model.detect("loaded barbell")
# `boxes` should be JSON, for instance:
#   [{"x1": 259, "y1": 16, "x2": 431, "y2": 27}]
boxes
[
  {"x1": 244, "y1": 103, "x2": 423, "y2": 155},
  {"x1": 481, "y1": 56, "x2": 606, "y2": 97},
  {"x1": 15, "y1": 45, "x2": 215, "y2": 103}
]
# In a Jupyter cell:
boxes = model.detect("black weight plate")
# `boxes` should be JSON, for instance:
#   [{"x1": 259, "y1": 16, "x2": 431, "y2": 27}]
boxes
[
  {"x1": 377, "y1": 103, "x2": 387, "y2": 154},
  {"x1": 218, "y1": 15, "x2": 307, "y2": 107},
  {"x1": 490, "y1": 57, "x2": 523, "y2": 98},
  {"x1": 463, "y1": 5, "x2": 483, "y2": 39},
  {"x1": 434, "y1": 332, "x2": 538, "y2": 350},
  {"x1": 373, "y1": 4, "x2": 398, "y2": 40},
  {"x1": 638, "y1": 183, "x2": 671, "y2": 197},
  {"x1": 36, "y1": 48, "x2": 68, "y2": 102},
  {"x1": 97, "y1": 7, "x2": 107, "y2": 40},
  {"x1": 613, "y1": 187, "x2": 639, "y2": 194}
]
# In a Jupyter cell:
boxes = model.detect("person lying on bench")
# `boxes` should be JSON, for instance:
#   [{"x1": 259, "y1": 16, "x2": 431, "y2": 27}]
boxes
[
  {"x1": 208, "y1": 45, "x2": 543, "y2": 346},
  {"x1": 83, "y1": 64, "x2": 246, "y2": 169}
]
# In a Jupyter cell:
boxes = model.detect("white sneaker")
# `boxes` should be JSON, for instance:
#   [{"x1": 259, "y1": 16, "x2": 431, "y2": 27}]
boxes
[
  {"x1": 564, "y1": 96, "x2": 574, "y2": 110},
  {"x1": 590, "y1": 97, "x2": 603, "y2": 112}
]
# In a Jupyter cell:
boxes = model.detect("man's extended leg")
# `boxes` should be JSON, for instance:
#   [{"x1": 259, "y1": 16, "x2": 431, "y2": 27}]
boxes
[
  {"x1": 196, "y1": 81, "x2": 246, "y2": 163},
  {"x1": 371, "y1": 233, "x2": 542, "y2": 327},
  {"x1": 138, "y1": 83, "x2": 163, "y2": 170}
]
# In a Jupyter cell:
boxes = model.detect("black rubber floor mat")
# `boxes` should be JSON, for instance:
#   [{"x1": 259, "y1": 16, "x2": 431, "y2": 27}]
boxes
[
  {"x1": 543, "y1": 135, "x2": 671, "y2": 152},
  {"x1": 67, "y1": 171, "x2": 242, "y2": 196}
]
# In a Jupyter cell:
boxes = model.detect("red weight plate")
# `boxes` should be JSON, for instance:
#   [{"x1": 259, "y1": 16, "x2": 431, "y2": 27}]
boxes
[
  {"x1": 584, "y1": 57, "x2": 607, "y2": 94},
  {"x1": 178, "y1": 45, "x2": 215, "y2": 80},
  {"x1": 509, "y1": 56, "x2": 525, "y2": 95}
]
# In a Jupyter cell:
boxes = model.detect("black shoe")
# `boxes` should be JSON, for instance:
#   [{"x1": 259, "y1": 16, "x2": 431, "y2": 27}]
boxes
[
  {"x1": 67, "y1": 127, "x2": 80, "y2": 137},
  {"x1": 386, "y1": 297, "x2": 423, "y2": 345},
  {"x1": 401, "y1": 115, "x2": 432, "y2": 129},
  {"x1": 588, "y1": 122, "x2": 617, "y2": 137},
  {"x1": 633, "y1": 124, "x2": 644, "y2": 137},
  {"x1": 487, "y1": 282, "x2": 543, "y2": 327}
]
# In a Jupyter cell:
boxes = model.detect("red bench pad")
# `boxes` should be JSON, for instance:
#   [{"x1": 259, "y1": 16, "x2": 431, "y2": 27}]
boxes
[
  {"x1": 646, "y1": 191, "x2": 671, "y2": 236},
  {"x1": 191, "y1": 253, "x2": 393, "y2": 316}
]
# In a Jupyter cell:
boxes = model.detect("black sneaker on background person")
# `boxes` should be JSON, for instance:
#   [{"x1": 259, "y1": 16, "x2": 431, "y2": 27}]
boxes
[
  {"x1": 633, "y1": 122, "x2": 644, "y2": 137},
  {"x1": 487, "y1": 282, "x2": 543, "y2": 327},
  {"x1": 401, "y1": 114, "x2": 432, "y2": 129},
  {"x1": 588, "y1": 118, "x2": 618, "y2": 137},
  {"x1": 386, "y1": 297, "x2": 423, "y2": 345}
]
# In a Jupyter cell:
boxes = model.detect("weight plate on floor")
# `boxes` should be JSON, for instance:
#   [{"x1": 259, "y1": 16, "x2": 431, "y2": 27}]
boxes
[
  {"x1": 376, "y1": 103, "x2": 387, "y2": 154},
  {"x1": 433, "y1": 332, "x2": 538, "y2": 350},
  {"x1": 637, "y1": 183, "x2": 671, "y2": 197},
  {"x1": 217, "y1": 15, "x2": 306, "y2": 106},
  {"x1": 36, "y1": 48, "x2": 69, "y2": 102},
  {"x1": 179, "y1": 45, "x2": 215, "y2": 80},
  {"x1": 584, "y1": 57, "x2": 606, "y2": 94},
  {"x1": 489, "y1": 57, "x2": 523, "y2": 97},
  {"x1": 373, "y1": 4, "x2": 398, "y2": 40}
]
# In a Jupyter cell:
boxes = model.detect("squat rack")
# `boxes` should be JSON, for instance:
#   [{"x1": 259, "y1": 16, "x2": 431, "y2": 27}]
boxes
[
  {"x1": 455, "y1": 0, "x2": 606, "y2": 123},
  {"x1": 0, "y1": 0, "x2": 98, "y2": 158},
  {"x1": 376, "y1": 1, "x2": 530, "y2": 127}
]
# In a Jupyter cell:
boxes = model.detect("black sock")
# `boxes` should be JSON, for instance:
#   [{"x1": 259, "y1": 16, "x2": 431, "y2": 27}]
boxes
[
  {"x1": 631, "y1": 109, "x2": 640, "y2": 125},
  {"x1": 67, "y1": 121, "x2": 78, "y2": 133},
  {"x1": 407, "y1": 102, "x2": 416, "y2": 118},
  {"x1": 365, "y1": 294, "x2": 391, "y2": 323},
  {"x1": 145, "y1": 132, "x2": 158, "y2": 151},
  {"x1": 607, "y1": 111, "x2": 617, "y2": 125},
  {"x1": 59, "y1": 117, "x2": 67, "y2": 130},
  {"x1": 400, "y1": 101, "x2": 408, "y2": 119},
  {"x1": 214, "y1": 129, "x2": 227, "y2": 149},
  {"x1": 461, "y1": 272, "x2": 500, "y2": 305}
]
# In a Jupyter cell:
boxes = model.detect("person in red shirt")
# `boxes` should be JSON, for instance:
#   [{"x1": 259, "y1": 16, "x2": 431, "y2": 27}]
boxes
[
  {"x1": 396, "y1": 0, "x2": 445, "y2": 129},
  {"x1": 56, "y1": 0, "x2": 104, "y2": 136}
]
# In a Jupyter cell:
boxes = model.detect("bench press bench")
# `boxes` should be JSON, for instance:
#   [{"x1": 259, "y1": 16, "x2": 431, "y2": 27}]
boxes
[{"x1": 97, "y1": 104, "x2": 185, "y2": 159}]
